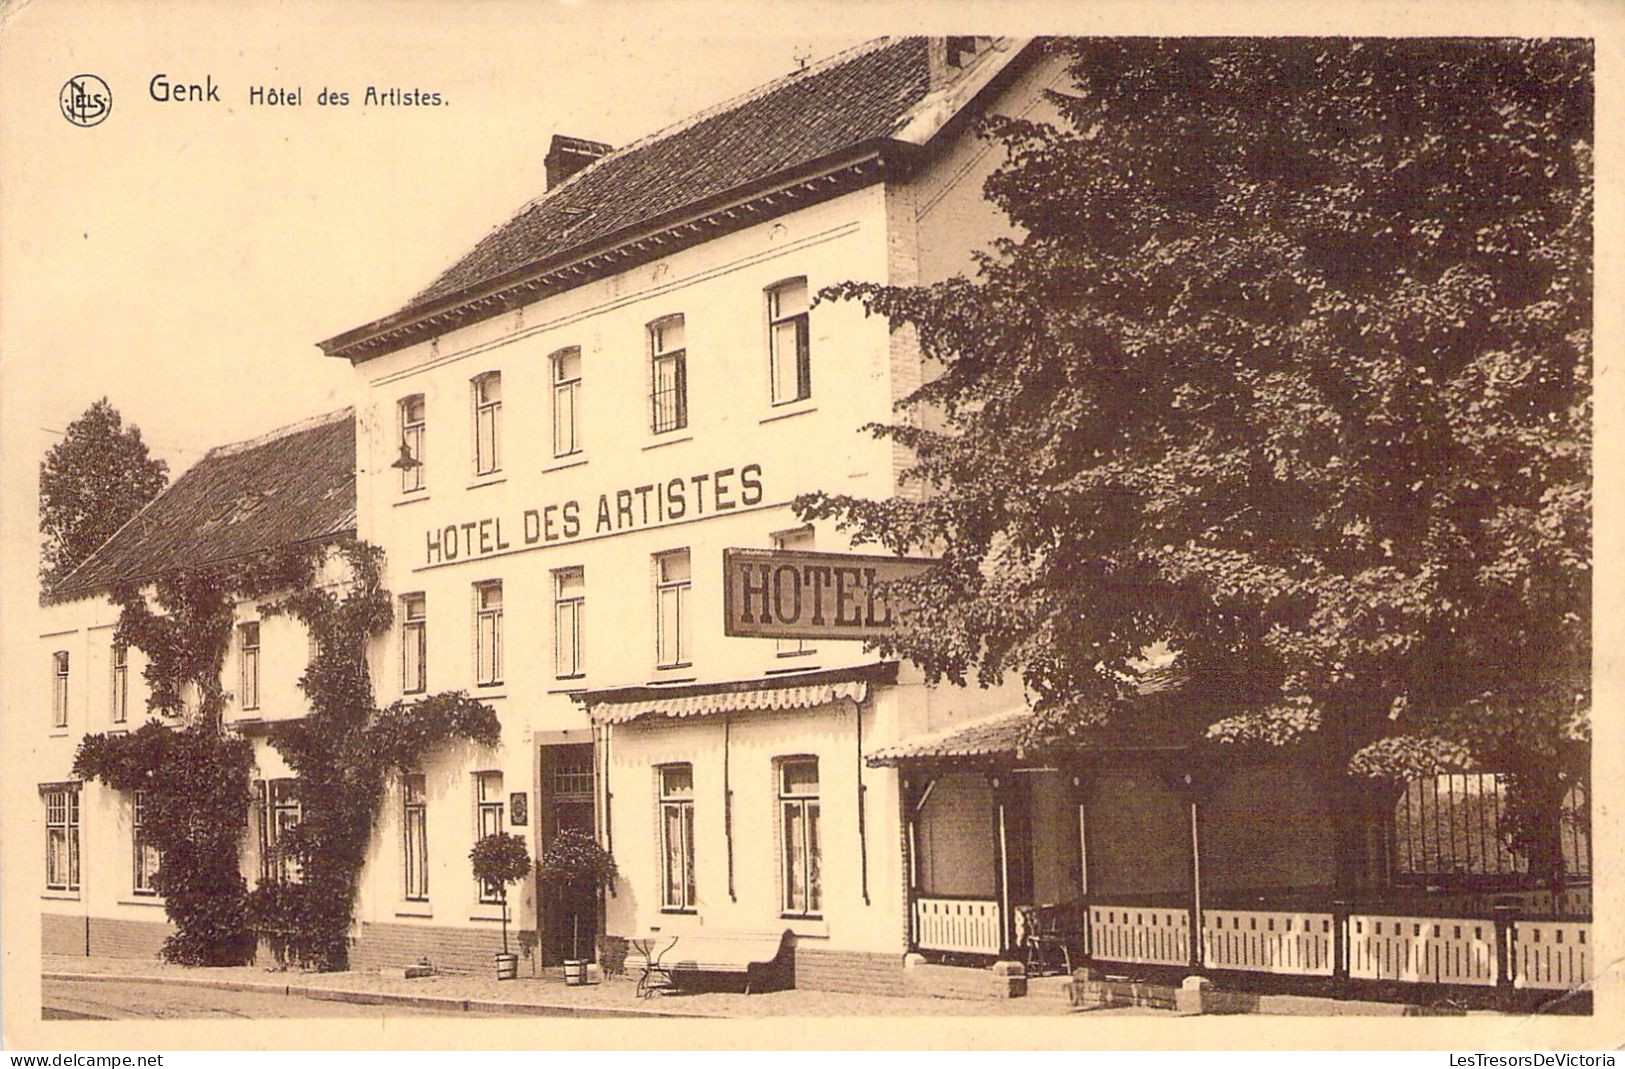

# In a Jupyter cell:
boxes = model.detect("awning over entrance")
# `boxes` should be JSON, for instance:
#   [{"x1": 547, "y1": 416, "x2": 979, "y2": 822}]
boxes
[{"x1": 580, "y1": 661, "x2": 898, "y2": 725}]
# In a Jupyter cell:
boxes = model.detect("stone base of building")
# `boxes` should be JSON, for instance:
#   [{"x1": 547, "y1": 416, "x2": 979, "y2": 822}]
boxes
[
  {"x1": 903, "y1": 955, "x2": 1027, "y2": 1000},
  {"x1": 348, "y1": 921, "x2": 527, "y2": 976},
  {"x1": 43, "y1": 913, "x2": 174, "y2": 960},
  {"x1": 789, "y1": 945, "x2": 908, "y2": 996}
]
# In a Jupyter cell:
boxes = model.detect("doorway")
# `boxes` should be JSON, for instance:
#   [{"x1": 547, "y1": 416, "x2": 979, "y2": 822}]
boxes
[{"x1": 538, "y1": 743, "x2": 597, "y2": 964}]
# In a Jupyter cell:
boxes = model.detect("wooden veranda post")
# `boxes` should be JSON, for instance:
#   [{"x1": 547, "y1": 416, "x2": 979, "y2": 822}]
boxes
[
  {"x1": 1071, "y1": 771, "x2": 1093, "y2": 962},
  {"x1": 990, "y1": 772, "x2": 1014, "y2": 956}
]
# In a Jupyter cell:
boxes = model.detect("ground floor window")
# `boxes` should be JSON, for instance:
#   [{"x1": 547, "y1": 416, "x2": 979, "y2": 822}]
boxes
[
  {"x1": 658, "y1": 764, "x2": 696, "y2": 911},
  {"x1": 402, "y1": 773, "x2": 428, "y2": 901},
  {"x1": 259, "y1": 778, "x2": 302, "y2": 883},
  {"x1": 778, "y1": 757, "x2": 821, "y2": 917},
  {"x1": 132, "y1": 789, "x2": 160, "y2": 895},
  {"x1": 475, "y1": 770, "x2": 505, "y2": 903},
  {"x1": 44, "y1": 785, "x2": 80, "y2": 892}
]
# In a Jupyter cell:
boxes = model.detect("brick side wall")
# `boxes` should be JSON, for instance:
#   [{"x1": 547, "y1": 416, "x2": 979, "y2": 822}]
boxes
[
  {"x1": 88, "y1": 917, "x2": 173, "y2": 960},
  {"x1": 791, "y1": 944, "x2": 907, "y2": 997},
  {"x1": 42, "y1": 913, "x2": 85, "y2": 957},
  {"x1": 349, "y1": 921, "x2": 522, "y2": 975}
]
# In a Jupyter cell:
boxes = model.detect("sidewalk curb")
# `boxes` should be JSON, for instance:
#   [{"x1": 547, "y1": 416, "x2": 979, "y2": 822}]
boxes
[{"x1": 43, "y1": 971, "x2": 724, "y2": 1019}]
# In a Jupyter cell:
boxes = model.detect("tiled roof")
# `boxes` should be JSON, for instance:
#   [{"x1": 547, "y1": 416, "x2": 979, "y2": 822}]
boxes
[
  {"x1": 49, "y1": 409, "x2": 356, "y2": 602},
  {"x1": 410, "y1": 37, "x2": 933, "y2": 309}
]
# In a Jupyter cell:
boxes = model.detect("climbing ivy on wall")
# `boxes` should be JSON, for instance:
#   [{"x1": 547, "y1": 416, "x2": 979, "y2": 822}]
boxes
[{"x1": 74, "y1": 539, "x2": 501, "y2": 971}]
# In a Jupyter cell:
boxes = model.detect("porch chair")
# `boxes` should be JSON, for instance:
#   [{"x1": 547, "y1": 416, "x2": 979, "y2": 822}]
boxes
[{"x1": 1017, "y1": 903, "x2": 1075, "y2": 977}]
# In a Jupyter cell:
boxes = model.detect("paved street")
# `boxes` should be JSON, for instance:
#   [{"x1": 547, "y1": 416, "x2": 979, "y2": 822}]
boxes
[{"x1": 43, "y1": 977, "x2": 514, "y2": 1020}]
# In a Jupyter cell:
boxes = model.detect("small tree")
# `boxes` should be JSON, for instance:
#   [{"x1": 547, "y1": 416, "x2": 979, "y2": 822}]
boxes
[
  {"x1": 536, "y1": 829, "x2": 619, "y2": 960},
  {"x1": 40, "y1": 398, "x2": 169, "y2": 592},
  {"x1": 470, "y1": 832, "x2": 531, "y2": 955}
]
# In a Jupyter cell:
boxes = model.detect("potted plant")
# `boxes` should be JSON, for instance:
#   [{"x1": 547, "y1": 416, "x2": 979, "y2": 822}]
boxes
[
  {"x1": 536, "y1": 829, "x2": 619, "y2": 985},
  {"x1": 469, "y1": 831, "x2": 531, "y2": 980}
]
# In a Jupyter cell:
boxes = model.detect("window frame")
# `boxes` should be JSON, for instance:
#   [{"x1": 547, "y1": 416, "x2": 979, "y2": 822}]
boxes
[
  {"x1": 52, "y1": 650, "x2": 69, "y2": 729},
  {"x1": 44, "y1": 785, "x2": 80, "y2": 892},
  {"x1": 648, "y1": 315, "x2": 688, "y2": 435},
  {"x1": 472, "y1": 371, "x2": 503, "y2": 477},
  {"x1": 777, "y1": 757, "x2": 822, "y2": 918},
  {"x1": 766, "y1": 278, "x2": 812, "y2": 406},
  {"x1": 474, "y1": 770, "x2": 505, "y2": 904},
  {"x1": 401, "y1": 593, "x2": 427, "y2": 695},
  {"x1": 654, "y1": 550, "x2": 692, "y2": 670},
  {"x1": 473, "y1": 580, "x2": 504, "y2": 688},
  {"x1": 771, "y1": 527, "x2": 817, "y2": 658},
  {"x1": 110, "y1": 640, "x2": 129, "y2": 724},
  {"x1": 260, "y1": 778, "x2": 303, "y2": 884},
  {"x1": 399, "y1": 393, "x2": 427, "y2": 493},
  {"x1": 553, "y1": 567, "x2": 585, "y2": 680},
  {"x1": 132, "y1": 788, "x2": 160, "y2": 896},
  {"x1": 239, "y1": 620, "x2": 261, "y2": 712},
  {"x1": 657, "y1": 764, "x2": 697, "y2": 912},
  {"x1": 402, "y1": 773, "x2": 429, "y2": 902},
  {"x1": 550, "y1": 347, "x2": 583, "y2": 458}
]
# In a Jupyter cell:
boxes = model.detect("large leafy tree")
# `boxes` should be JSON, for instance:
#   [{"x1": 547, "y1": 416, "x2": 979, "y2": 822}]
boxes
[
  {"x1": 40, "y1": 398, "x2": 169, "y2": 591},
  {"x1": 799, "y1": 39, "x2": 1590, "y2": 875}
]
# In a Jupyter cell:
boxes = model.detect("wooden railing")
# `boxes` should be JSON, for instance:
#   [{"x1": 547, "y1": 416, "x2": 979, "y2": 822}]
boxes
[
  {"x1": 1202, "y1": 909, "x2": 1334, "y2": 976},
  {"x1": 1089, "y1": 905, "x2": 1190, "y2": 967},
  {"x1": 1512, "y1": 920, "x2": 1590, "y2": 991},
  {"x1": 909, "y1": 889, "x2": 1592, "y2": 996},
  {"x1": 913, "y1": 895, "x2": 1001, "y2": 955},
  {"x1": 1347, "y1": 914, "x2": 1498, "y2": 986}
]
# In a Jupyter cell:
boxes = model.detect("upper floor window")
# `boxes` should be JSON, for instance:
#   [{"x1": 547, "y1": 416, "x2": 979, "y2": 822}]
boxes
[
  {"x1": 551, "y1": 347, "x2": 582, "y2": 457},
  {"x1": 654, "y1": 550, "x2": 691, "y2": 669},
  {"x1": 239, "y1": 621, "x2": 261, "y2": 711},
  {"x1": 43, "y1": 785, "x2": 80, "y2": 892},
  {"x1": 472, "y1": 372, "x2": 502, "y2": 476},
  {"x1": 772, "y1": 527, "x2": 816, "y2": 658},
  {"x1": 649, "y1": 316, "x2": 687, "y2": 434},
  {"x1": 767, "y1": 278, "x2": 811, "y2": 405},
  {"x1": 110, "y1": 641, "x2": 129, "y2": 724},
  {"x1": 52, "y1": 651, "x2": 69, "y2": 729},
  {"x1": 554, "y1": 567, "x2": 585, "y2": 679},
  {"x1": 474, "y1": 581, "x2": 503, "y2": 687},
  {"x1": 399, "y1": 394, "x2": 426, "y2": 493},
  {"x1": 401, "y1": 593, "x2": 427, "y2": 695}
]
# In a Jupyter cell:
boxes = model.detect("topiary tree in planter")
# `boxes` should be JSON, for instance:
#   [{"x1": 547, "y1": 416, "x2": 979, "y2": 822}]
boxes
[
  {"x1": 535, "y1": 829, "x2": 619, "y2": 963},
  {"x1": 469, "y1": 831, "x2": 531, "y2": 958}
]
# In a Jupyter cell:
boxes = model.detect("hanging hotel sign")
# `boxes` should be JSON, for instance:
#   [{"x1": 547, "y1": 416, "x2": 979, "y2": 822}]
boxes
[{"x1": 722, "y1": 547, "x2": 937, "y2": 641}]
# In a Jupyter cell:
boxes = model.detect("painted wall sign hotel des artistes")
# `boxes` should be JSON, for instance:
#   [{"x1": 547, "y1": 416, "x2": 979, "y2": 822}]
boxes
[{"x1": 421, "y1": 462, "x2": 765, "y2": 567}]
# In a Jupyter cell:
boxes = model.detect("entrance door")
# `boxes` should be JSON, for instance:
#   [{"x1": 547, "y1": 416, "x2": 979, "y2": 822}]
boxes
[{"x1": 538, "y1": 744, "x2": 597, "y2": 964}]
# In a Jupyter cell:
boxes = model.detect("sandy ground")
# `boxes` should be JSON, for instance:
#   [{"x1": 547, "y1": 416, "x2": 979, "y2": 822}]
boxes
[{"x1": 43, "y1": 954, "x2": 1126, "y2": 1018}]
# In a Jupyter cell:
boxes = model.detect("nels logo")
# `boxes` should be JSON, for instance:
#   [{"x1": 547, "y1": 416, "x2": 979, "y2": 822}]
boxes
[{"x1": 60, "y1": 74, "x2": 112, "y2": 127}]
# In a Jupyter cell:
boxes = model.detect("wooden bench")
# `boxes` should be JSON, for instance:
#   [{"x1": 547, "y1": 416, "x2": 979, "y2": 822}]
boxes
[{"x1": 633, "y1": 929, "x2": 792, "y2": 996}]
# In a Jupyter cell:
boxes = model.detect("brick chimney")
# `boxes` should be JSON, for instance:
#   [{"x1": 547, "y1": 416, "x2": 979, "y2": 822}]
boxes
[
  {"x1": 545, "y1": 135, "x2": 613, "y2": 191},
  {"x1": 927, "y1": 36, "x2": 995, "y2": 90}
]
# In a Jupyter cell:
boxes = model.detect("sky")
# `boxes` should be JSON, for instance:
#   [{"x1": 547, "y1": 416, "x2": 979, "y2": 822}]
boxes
[{"x1": 2, "y1": 1, "x2": 876, "y2": 476}]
